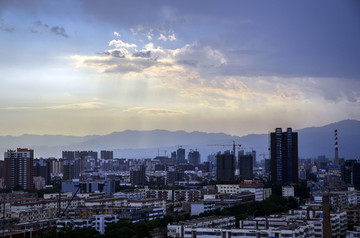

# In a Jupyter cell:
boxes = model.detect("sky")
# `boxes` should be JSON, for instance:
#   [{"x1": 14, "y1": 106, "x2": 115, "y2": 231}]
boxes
[{"x1": 0, "y1": 0, "x2": 359, "y2": 137}]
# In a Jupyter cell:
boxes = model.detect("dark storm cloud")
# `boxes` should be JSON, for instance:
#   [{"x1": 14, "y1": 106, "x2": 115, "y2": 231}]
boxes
[
  {"x1": 105, "y1": 50, "x2": 126, "y2": 58},
  {"x1": 132, "y1": 51, "x2": 151, "y2": 58},
  {"x1": 50, "y1": 26, "x2": 69, "y2": 38},
  {"x1": 29, "y1": 20, "x2": 69, "y2": 38},
  {"x1": 4, "y1": 0, "x2": 359, "y2": 79},
  {"x1": 83, "y1": 0, "x2": 360, "y2": 80},
  {"x1": 0, "y1": 18, "x2": 14, "y2": 32},
  {"x1": 33, "y1": 20, "x2": 48, "y2": 28}
]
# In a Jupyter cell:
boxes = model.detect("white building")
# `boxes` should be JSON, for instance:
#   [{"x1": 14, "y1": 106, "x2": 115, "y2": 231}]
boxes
[
  {"x1": 191, "y1": 202, "x2": 216, "y2": 216},
  {"x1": 282, "y1": 186, "x2": 295, "y2": 197},
  {"x1": 91, "y1": 214, "x2": 119, "y2": 234},
  {"x1": 216, "y1": 182, "x2": 271, "y2": 201},
  {"x1": 168, "y1": 216, "x2": 236, "y2": 238},
  {"x1": 56, "y1": 219, "x2": 91, "y2": 231},
  {"x1": 169, "y1": 207, "x2": 348, "y2": 238},
  {"x1": 114, "y1": 190, "x2": 144, "y2": 200},
  {"x1": 347, "y1": 226, "x2": 360, "y2": 238}
]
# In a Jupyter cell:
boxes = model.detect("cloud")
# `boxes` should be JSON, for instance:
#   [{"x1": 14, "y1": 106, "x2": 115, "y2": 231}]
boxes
[
  {"x1": 174, "y1": 41, "x2": 227, "y2": 73},
  {"x1": 104, "y1": 48, "x2": 128, "y2": 58},
  {"x1": 50, "y1": 26, "x2": 69, "y2": 38},
  {"x1": 71, "y1": 36, "x2": 227, "y2": 77},
  {"x1": 33, "y1": 20, "x2": 48, "y2": 28},
  {"x1": 158, "y1": 33, "x2": 167, "y2": 41},
  {"x1": 0, "y1": 102, "x2": 103, "y2": 110},
  {"x1": 114, "y1": 31, "x2": 120, "y2": 37},
  {"x1": 71, "y1": 38, "x2": 176, "y2": 74},
  {"x1": 156, "y1": 32, "x2": 176, "y2": 42},
  {"x1": 133, "y1": 51, "x2": 151, "y2": 58},
  {"x1": 129, "y1": 23, "x2": 176, "y2": 43},
  {"x1": 29, "y1": 20, "x2": 46, "y2": 33},
  {"x1": 168, "y1": 33, "x2": 176, "y2": 41},
  {"x1": 0, "y1": 18, "x2": 14, "y2": 32},
  {"x1": 109, "y1": 39, "x2": 136, "y2": 48},
  {"x1": 69, "y1": 30, "x2": 360, "y2": 106},
  {"x1": 124, "y1": 107, "x2": 187, "y2": 116},
  {"x1": 300, "y1": 78, "x2": 360, "y2": 103},
  {"x1": 70, "y1": 54, "x2": 159, "y2": 74},
  {"x1": 29, "y1": 21, "x2": 69, "y2": 38}
]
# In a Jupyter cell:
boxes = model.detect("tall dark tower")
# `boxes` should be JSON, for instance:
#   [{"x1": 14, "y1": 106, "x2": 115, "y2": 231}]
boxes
[
  {"x1": 334, "y1": 129, "x2": 339, "y2": 165},
  {"x1": 270, "y1": 128, "x2": 298, "y2": 184},
  {"x1": 216, "y1": 151, "x2": 235, "y2": 182},
  {"x1": 322, "y1": 195, "x2": 331, "y2": 238},
  {"x1": 188, "y1": 150, "x2": 200, "y2": 167},
  {"x1": 238, "y1": 153, "x2": 253, "y2": 180},
  {"x1": 176, "y1": 147, "x2": 186, "y2": 164}
]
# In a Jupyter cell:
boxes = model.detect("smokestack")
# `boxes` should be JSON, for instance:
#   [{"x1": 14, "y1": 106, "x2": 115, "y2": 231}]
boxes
[
  {"x1": 334, "y1": 129, "x2": 339, "y2": 164},
  {"x1": 323, "y1": 195, "x2": 331, "y2": 238}
]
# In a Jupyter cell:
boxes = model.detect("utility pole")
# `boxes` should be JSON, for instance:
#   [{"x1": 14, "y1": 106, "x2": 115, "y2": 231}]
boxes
[
  {"x1": 2, "y1": 192, "x2": 5, "y2": 238},
  {"x1": 58, "y1": 178, "x2": 62, "y2": 217}
]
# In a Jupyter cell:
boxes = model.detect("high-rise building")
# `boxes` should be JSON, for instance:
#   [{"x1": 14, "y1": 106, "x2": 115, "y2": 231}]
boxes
[
  {"x1": 251, "y1": 150, "x2": 257, "y2": 168},
  {"x1": 341, "y1": 160, "x2": 360, "y2": 186},
  {"x1": 130, "y1": 165, "x2": 146, "y2": 186},
  {"x1": 62, "y1": 151, "x2": 75, "y2": 160},
  {"x1": 4, "y1": 148, "x2": 34, "y2": 190},
  {"x1": 0, "y1": 160, "x2": 4, "y2": 180},
  {"x1": 63, "y1": 151, "x2": 98, "y2": 171},
  {"x1": 323, "y1": 195, "x2": 331, "y2": 238},
  {"x1": 270, "y1": 128, "x2": 298, "y2": 184},
  {"x1": 265, "y1": 159, "x2": 271, "y2": 174},
  {"x1": 33, "y1": 159, "x2": 51, "y2": 184},
  {"x1": 207, "y1": 153, "x2": 217, "y2": 165},
  {"x1": 76, "y1": 151, "x2": 98, "y2": 167},
  {"x1": 188, "y1": 150, "x2": 200, "y2": 167},
  {"x1": 101, "y1": 150, "x2": 113, "y2": 160},
  {"x1": 352, "y1": 162, "x2": 360, "y2": 187},
  {"x1": 49, "y1": 158, "x2": 63, "y2": 175},
  {"x1": 62, "y1": 158, "x2": 81, "y2": 180},
  {"x1": 216, "y1": 151, "x2": 235, "y2": 182},
  {"x1": 171, "y1": 151, "x2": 177, "y2": 161},
  {"x1": 176, "y1": 147, "x2": 186, "y2": 164},
  {"x1": 238, "y1": 154, "x2": 253, "y2": 180}
]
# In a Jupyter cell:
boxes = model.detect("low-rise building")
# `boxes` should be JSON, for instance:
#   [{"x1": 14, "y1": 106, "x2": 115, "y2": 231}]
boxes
[
  {"x1": 174, "y1": 190, "x2": 201, "y2": 202},
  {"x1": 282, "y1": 185, "x2": 295, "y2": 197},
  {"x1": 347, "y1": 226, "x2": 360, "y2": 238},
  {"x1": 91, "y1": 214, "x2": 119, "y2": 234},
  {"x1": 57, "y1": 219, "x2": 91, "y2": 231},
  {"x1": 190, "y1": 202, "x2": 216, "y2": 216},
  {"x1": 114, "y1": 190, "x2": 144, "y2": 200},
  {"x1": 168, "y1": 216, "x2": 236, "y2": 237},
  {"x1": 216, "y1": 181, "x2": 271, "y2": 201},
  {"x1": 145, "y1": 189, "x2": 173, "y2": 201}
]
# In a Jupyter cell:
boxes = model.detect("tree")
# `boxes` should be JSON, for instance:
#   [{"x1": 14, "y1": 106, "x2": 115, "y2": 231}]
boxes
[
  {"x1": 294, "y1": 182, "x2": 310, "y2": 200},
  {"x1": 105, "y1": 227, "x2": 135, "y2": 238}
]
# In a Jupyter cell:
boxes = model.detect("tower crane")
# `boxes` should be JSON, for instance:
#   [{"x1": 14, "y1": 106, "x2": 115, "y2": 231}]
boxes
[{"x1": 208, "y1": 141, "x2": 242, "y2": 168}]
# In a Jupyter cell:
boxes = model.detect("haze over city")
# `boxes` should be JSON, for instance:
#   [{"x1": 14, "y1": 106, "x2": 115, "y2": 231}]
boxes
[
  {"x1": 0, "y1": 0, "x2": 359, "y2": 137},
  {"x1": 2, "y1": 2, "x2": 360, "y2": 238}
]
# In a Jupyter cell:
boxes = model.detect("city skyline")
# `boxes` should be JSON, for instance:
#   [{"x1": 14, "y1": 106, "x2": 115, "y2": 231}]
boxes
[{"x1": 1, "y1": 0, "x2": 359, "y2": 136}]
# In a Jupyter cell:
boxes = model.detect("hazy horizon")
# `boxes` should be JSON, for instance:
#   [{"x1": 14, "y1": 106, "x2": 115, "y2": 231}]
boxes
[
  {"x1": 1, "y1": 1, "x2": 359, "y2": 137},
  {"x1": 0, "y1": 119, "x2": 358, "y2": 138}
]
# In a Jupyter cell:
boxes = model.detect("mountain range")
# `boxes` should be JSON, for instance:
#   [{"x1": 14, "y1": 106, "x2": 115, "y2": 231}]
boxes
[{"x1": 0, "y1": 120, "x2": 359, "y2": 161}]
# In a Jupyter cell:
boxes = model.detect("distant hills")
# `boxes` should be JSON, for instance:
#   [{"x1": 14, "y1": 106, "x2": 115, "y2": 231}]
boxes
[{"x1": 0, "y1": 120, "x2": 359, "y2": 161}]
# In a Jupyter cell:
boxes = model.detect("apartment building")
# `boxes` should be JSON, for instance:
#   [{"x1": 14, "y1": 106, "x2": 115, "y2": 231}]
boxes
[
  {"x1": 145, "y1": 189, "x2": 173, "y2": 201},
  {"x1": 174, "y1": 190, "x2": 201, "y2": 202}
]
